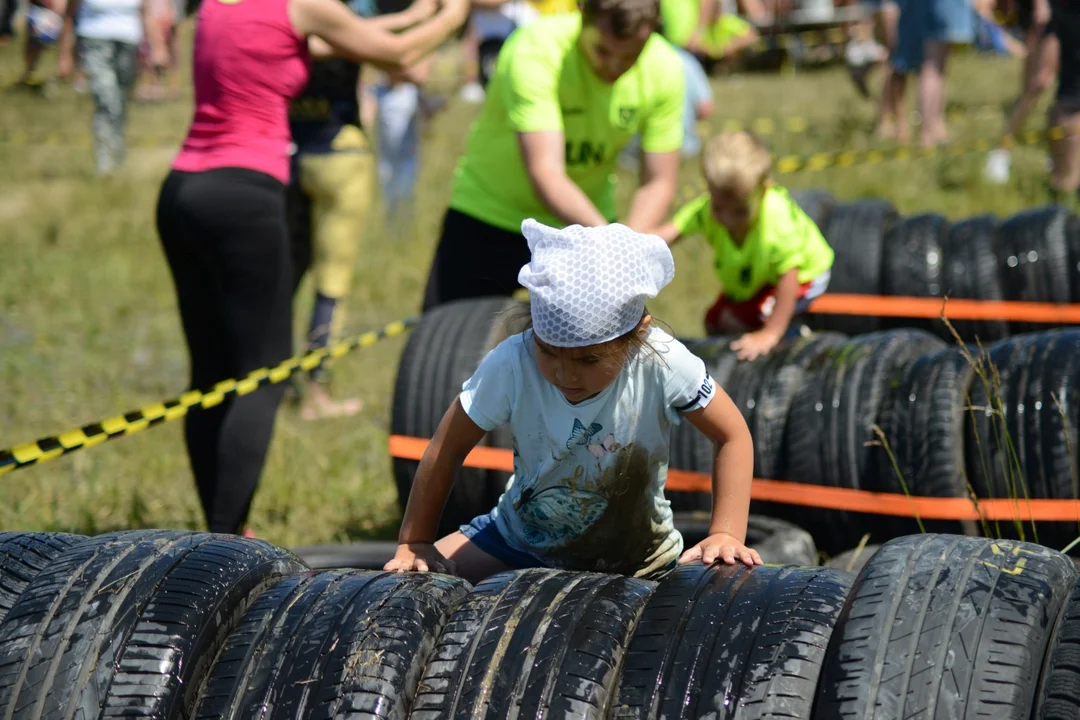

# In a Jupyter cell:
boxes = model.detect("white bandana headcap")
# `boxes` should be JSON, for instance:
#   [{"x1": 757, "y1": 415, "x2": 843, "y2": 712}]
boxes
[{"x1": 517, "y1": 219, "x2": 675, "y2": 348}]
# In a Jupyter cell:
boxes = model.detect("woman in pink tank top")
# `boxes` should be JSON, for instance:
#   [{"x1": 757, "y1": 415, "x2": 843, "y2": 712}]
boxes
[{"x1": 156, "y1": 0, "x2": 468, "y2": 537}]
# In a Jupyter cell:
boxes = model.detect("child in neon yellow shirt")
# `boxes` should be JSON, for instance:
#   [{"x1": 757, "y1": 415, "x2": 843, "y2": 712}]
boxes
[{"x1": 653, "y1": 131, "x2": 834, "y2": 361}]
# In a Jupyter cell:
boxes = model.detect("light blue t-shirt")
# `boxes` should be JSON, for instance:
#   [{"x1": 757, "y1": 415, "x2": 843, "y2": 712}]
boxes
[
  {"x1": 677, "y1": 47, "x2": 713, "y2": 156},
  {"x1": 459, "y1": 326, "x2": 717, "y2": 578}
]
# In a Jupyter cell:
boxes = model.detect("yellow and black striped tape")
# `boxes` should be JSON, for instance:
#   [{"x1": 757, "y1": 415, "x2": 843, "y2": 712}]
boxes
[
  {"x1": 713, "y1": 103, "x2": 1002, "y2": 136},
  {"x1": 676, "y1": 125, "x2": 1072, "y2": 204},
  {"x1": 0, "y1": 316, "x2": 417, "y2": 477}
]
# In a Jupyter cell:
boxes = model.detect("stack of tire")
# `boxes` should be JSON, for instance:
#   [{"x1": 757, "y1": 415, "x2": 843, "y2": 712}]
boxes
[
  {"x1": 798, "y1": 193, "x2": 1080, "y2": 343},
  {"x1": 670, "y1": 325, "x2": 1080, "y2": 555},
  {"x1": 5, "y1": 529, "x2": 1080, "y2": 719}
]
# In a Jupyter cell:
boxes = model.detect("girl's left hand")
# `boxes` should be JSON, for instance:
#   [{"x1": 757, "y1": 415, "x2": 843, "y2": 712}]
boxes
[{"x1": 678, "y1": 532, "x2": 763, "y2": 567}]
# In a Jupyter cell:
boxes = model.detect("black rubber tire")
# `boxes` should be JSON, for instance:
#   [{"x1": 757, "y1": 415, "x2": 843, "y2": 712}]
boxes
[
  {"x1": 964, "y1": 333, "x2": 1036, "y2": 506},
  {"x1": 0, "y1": 530, "x2": 306, "y2": 720},
  {"x1": 726, "y1": 331, "x2": 848, "y2": 481},
  {"x1": 391, "y1": 297, "x2": 521, "y2": 537},
  {"x1": 1007, "y1": 330, "x2": 1080, "y2": 551},
  {"x1": 194, "y1": 569, "x2": 469, "y2": 719},
  {"x1": 997, "y1": 206, "x2": 1072, "y2": 334},
  {"x1": 1066, "y1": 210, "x2": 1080, "y2": 303},
  {"x1": 789, "y1": 188, "x2": 836, "y2": 231},
  {"x1": 815, "y1": 533, "x2": 1077, "y2": 720},
  {"x1": 289, "y1": 541, "x2": 400, "y2": 570},
  {"x1": 0, "y1": 533, "x2": 86, "y2": 625},
  {"x1": 667, "y1": 335, "x2": 742, "y2": 512},
  {"x1": 410, "y1": 568, "x2": 654, "y2": 719},
  {"x1": 1034, "y1": 573, "x2": 1080, "y2": 719},
  {"x1": 874, "y1": 345, "x2": 977, "y2": 538},
  {"x1": 784, "y1": 330, "x2": 946, "y2": 553},
  {"x1": 880, "y1": 213, "x2": 949, "y2": 334},
  {"x1": 962, "y1": 331, "x2": 1079, "y2": 548},
  {"x1": 672, "y1": 513, "x2": 819, "y2": 566},
  {"x1": 941, "y1": 215, "x2": 1010, "y2": 343},
  {"x1": 613, "y1": 563, "x2": 853, "y2": 719},
  {"x1": 825, "y1": 544, "x2": 881, "y2": 575},
  {"x1": 807, "y1": 199, "x2": 898, "y2": 336}
]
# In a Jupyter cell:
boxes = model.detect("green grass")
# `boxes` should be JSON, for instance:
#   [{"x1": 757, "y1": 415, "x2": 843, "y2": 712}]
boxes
[{"x1": 0, "y1": 26, "x2": 1061, "y2": 549}]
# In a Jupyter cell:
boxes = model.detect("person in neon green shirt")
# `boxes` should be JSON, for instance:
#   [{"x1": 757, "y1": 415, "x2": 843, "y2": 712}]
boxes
[
  {"x1": 659, "y1": 0, "x2": 759, "y2": 61},
  {"x1": 421, "y1": 0, "x2": 685, "y2": 311},
  {"x1": 652, "y1": 131, "x2": 834, "y2": 361}
]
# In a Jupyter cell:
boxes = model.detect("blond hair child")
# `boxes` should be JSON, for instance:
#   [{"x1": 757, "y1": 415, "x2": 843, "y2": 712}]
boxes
[{"x1": 653, "y1": 131, "x2": 834, "y2": 361}]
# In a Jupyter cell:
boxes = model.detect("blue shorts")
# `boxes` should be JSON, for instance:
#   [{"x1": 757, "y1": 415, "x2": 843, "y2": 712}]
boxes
[
  {"x1": 460, "y1": 511, "x2": 681, "y2": 580},
  {"x1": 890, "y1": 0, "x2": 975, "y2": 73},
  {"x1": 459, "y1": 512, "x2": 546, "y2": 570},
  {"x1": 973, "y1": 15, "x2": 1012, "y2": 55}
]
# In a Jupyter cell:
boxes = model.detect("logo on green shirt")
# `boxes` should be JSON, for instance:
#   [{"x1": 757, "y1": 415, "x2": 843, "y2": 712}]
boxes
[
  {"x1": 618, "y1": 107, "x2": 637, "y2": 128},
  {"x1": 565, "y1": 140, "x2": 607, "y2": 167}
]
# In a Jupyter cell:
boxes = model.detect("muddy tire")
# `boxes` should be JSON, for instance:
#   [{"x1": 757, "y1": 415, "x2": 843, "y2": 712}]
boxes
[
  {"x1": 614, "y1": 563, "x2": 852, "y2": 719},
  {"x1": 194, "y1": 570, "x2": 469, "y2": 719},
  {"x1": 880, "y1": 213, "x2": 949, "y2": 335},
  {"x1": 815, "y1": 534, "x2": 1076, "y2": 720},
  {"x1": 0, "y1": 530, "x2": 305, "y2": 720},
  {"x1": 0, "y1": 532, "x2": 86, "y2": 625},
  {"x1": 411, "y1": 568, "x2": 653, "y2": 719}
]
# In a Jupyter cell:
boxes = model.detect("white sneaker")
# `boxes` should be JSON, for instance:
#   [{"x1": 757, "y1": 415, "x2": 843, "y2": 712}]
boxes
[
  {"x1": 459, "y1": 82, "x2": 486, "y2": 104},
  {"x1": 984, "y1": 148, "x2": 1011, "y2": 184}
]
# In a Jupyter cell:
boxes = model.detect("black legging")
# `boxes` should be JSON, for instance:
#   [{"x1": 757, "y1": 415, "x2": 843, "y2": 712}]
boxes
[{"x1": 157, "y1": 167, "x2": 303, "y2": 534}]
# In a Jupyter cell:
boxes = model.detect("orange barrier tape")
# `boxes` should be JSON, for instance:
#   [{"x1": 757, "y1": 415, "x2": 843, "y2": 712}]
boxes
[
  {"x1": 389, "y1": 435, "x2": 1080, "y2": 523},
  {"x1": 806, "y1": 294, "x2": 1080, "y2": 324}
]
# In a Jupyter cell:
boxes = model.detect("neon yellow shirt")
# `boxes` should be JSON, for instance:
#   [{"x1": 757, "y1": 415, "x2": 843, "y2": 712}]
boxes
[
  {"x1": 449, "y1": 14, "x2": 685, "y2": 233},
  {"x1": 672, "y1": 185, "x2": 835, "y2": 302},
  {"x1": 660, "y1": 0, "x2": 700, "y2": 47}
]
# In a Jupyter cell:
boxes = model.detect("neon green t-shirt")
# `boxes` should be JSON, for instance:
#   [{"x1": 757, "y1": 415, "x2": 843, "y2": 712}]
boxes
[
  {"x1": 672, "y1": 185, "x2": 835, "y2": 302},
  {"x1": 660, "y1": 0, "x2": 700, "y2": 47},
  {"x1": 449, "y1": 14, "x2": 686, "y2": 233}
]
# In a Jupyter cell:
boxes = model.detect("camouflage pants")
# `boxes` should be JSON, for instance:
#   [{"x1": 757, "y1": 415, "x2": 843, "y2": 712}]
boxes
[{"x1": 78, "y1": 37, "x2": 138, "y2": 175}]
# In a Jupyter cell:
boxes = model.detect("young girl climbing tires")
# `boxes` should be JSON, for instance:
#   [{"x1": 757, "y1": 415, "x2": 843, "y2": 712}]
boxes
[{"x1": 386, "y1": 220, "x2": 761, "y2": 585}]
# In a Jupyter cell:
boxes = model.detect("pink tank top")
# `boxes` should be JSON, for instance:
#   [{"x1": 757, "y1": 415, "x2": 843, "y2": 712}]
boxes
[{"x1": 172, "y1": 0, "x2": 310, "y2": 184}]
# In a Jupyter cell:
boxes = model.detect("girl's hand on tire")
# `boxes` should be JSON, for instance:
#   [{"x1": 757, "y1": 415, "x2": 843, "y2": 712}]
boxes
[
  {"x1": 679, "y1": 532, "x2": 763, "y2": 567},
  {"x1": 384, "y1": 542, "x2": 457, "y2": 574}
]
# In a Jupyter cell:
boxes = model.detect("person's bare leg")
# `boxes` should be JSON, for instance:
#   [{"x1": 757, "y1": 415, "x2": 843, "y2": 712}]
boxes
[
  {"x1": 435, "y1": 531, "x2": 515, "y2": 585},
  {"x1": 919, "y1": 40, "x2": 950, "y2": 146},
  {"x1": 986, "y1": 32, "x2": 1059, "y2": 182},
  {"x1": 879, "y1": 1, "x2": 899, "y2": 50},
  {"x1": 1048, "y1": 104, "x2": 1080, "y2": 203},
  {"x1": 20, "y1": 37, "x2": 45, "y2": 82},
  {"x1": 1006, "y1": 32, "x2": 1058, "y2": 137},
  {"x1": 881, "y1": 70, "x2": 909, "y2": 142}
]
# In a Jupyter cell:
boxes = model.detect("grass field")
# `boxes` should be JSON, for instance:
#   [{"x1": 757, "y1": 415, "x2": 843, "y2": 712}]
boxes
[{"x1": 0, "y1": 25, "x2": 1062, "y2": 550}]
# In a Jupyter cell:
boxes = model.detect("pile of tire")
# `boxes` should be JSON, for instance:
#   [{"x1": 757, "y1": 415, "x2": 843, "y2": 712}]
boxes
[
  {"x1": 391, "y1": 298, "x2": 1080, "y2": 557},
  {"x1": 672, "y1": 325, "x2": 1080, "y2": 554},
  {"x1": 794, "y1": 192, "x2": 1080, "y2": 343},
  {"x1": 5, "y1": 529, "x2": 1080, "y2": 719}
]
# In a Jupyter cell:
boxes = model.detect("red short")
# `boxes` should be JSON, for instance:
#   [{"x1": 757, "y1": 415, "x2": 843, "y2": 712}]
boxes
[{"x1": 704, "y1": 271, "x2": 831, "y2": 334}]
